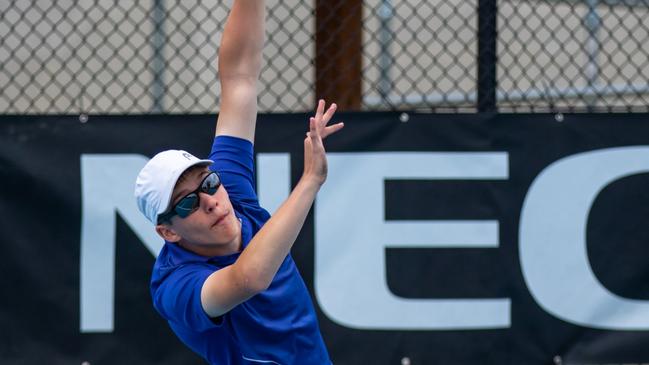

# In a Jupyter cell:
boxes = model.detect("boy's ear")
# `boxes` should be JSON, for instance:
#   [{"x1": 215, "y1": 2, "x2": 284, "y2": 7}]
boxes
[{"x1": 156, "y1": 224, "x2": 181, "y2": 243}]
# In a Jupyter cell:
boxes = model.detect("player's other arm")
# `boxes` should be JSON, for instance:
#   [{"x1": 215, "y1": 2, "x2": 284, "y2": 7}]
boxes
[
  {"x1": 201, "y1": 101, "x2": 344, "y2": 318},
  {"x1": 214, "y1": 0, "x2": 265, "y2": 143}
]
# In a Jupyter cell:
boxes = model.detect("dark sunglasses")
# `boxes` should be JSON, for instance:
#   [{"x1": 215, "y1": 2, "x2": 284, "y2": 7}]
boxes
[{"x1": 157, "y1": 171, "x2": 221, "y2": 224}]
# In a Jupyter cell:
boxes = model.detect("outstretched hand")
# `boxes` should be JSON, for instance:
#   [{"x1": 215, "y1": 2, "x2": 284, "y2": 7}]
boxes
[{"x1": 303, "y1": 99, "x2": 344, "y2": 186}]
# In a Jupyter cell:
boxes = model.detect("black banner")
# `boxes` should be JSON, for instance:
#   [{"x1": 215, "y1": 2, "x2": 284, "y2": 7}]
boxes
[{"x1": 1, "y1": 113, "x2": 649, "y2": 365}]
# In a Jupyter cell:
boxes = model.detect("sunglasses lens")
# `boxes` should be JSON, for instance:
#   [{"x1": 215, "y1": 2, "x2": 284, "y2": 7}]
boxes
[
  {"x1": 202, "y1": 173, "x2": 220, "y2": 195},
  {"x1": 175, "y1": 194, "x2": 199, "y2": 218},
  {"x1": 165, "y1": 172, "x2": 220, "y2": 221}
]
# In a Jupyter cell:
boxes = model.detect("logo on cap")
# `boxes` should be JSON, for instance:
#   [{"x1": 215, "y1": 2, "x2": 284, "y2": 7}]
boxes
[{"x1": 182, "y1": 152, "x2": 192, "y2": 160}]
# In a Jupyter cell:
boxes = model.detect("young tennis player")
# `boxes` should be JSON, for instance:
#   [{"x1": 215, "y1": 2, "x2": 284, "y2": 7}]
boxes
[{"x1": 134, "y1": 1, "x2": 343, "y2": 363}]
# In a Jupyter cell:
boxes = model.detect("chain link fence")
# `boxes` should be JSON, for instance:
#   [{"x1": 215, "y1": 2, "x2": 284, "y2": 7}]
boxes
[
  {"x1": 1, "y1": 0, "x2": 648, "y2": 114},
  {"x1": 498, "y1": 0, "x2": 649, "y2": 112}
]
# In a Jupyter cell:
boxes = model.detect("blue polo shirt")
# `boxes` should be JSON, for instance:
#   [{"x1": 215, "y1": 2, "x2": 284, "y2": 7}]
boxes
[{"x1": 150, "y1": 136, "x2": 331, "y2": 365}]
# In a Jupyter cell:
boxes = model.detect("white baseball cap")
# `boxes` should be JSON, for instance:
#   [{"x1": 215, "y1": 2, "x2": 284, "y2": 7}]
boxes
[{"x1": 135, "y1": 150, "x2": 213, "y2": 224}]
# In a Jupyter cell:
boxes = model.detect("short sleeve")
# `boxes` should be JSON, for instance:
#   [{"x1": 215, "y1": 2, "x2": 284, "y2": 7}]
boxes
[
  {"x1": 209, "y1": 135, "x2": 259, "y2": 206},
  {"x1": 152, "y1": 265, "x2": 220, "y2": 332}
]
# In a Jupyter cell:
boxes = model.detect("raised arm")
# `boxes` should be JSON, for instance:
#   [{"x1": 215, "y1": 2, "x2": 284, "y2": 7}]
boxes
[
  {"x1": 214, "y1": 0, "x2": 265, "y2": 143},
  {"x1": 201, "y1": 100, "x2": 344, "y2": 317}
]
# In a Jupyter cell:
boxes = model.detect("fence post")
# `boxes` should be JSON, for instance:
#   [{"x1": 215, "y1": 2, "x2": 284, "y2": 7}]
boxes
[
  {"x1": 151, "y1": 0, "x2": 166, "y2": 113},
  {"x1": 477, "y1": 0, "x2": 497, "y2": 112},
  {"x1": 315, "y1": 0, "x2": 363, "y2": 110}
]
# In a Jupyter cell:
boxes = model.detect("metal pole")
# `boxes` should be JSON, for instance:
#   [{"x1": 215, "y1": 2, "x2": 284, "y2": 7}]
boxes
[
  {"x1": 151, "y1": 0, "x2": 166, "y2": 113},
  {"x1": 585, "y1": 0, "x2": 601, "y2": 108},
  {"x1": 378, "y1": 0, "x2": 394, "y2": 105},
  {"x1": 477, "y1": 0, "x2": 498, "y2": 112}
]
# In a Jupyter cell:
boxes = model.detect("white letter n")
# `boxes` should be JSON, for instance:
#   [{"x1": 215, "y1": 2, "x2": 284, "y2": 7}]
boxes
[{"x1": 80, "y1": 154, "x2": 163, "y2": 333}]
